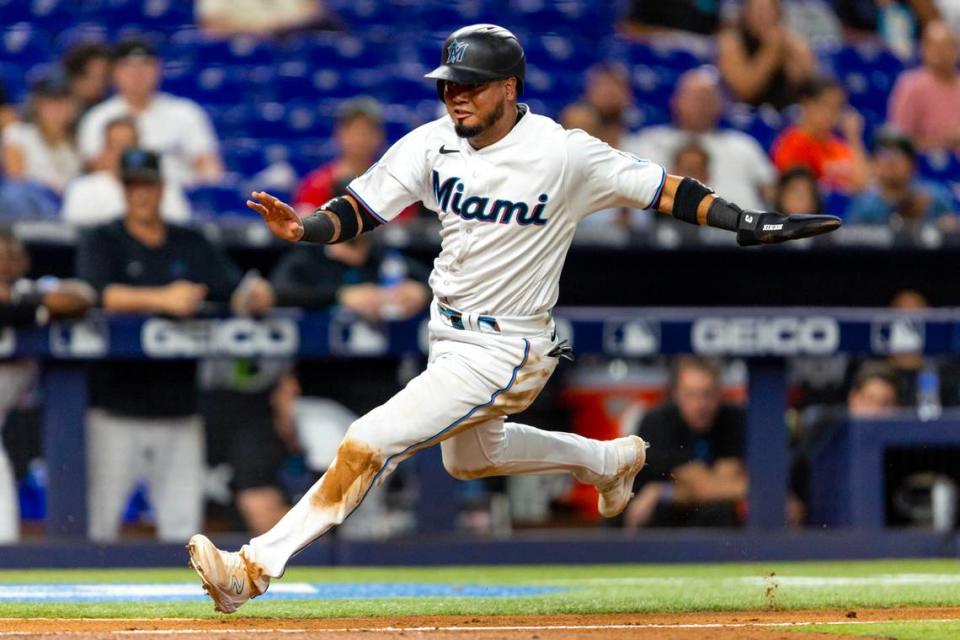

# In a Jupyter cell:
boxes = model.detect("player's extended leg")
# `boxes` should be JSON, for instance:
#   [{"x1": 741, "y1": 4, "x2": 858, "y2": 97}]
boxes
[
  {"x1": 189, "y1": 332, "x2": 548, "y2": 611},
  {"x1": 441, "y1": 419, "x2": 646, "y2": 514}
]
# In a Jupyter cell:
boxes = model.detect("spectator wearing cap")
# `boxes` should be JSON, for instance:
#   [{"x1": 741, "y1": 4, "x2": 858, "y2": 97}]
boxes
[
  {"x1": 845, "y1": 129, "x2": 956, "y2": 227},
  {"x1": 716, "y1": 0, "x2": 816, "y2": 110},
  {"x1": 771, "y1": 76, "x2": 870, "y2": 194},
  {"x1": 75, "y1": 148, "x2": 273, "y2": 542},
  {"x1": 888, "y1": 20, "x2": 960, "y2": 151},
  {"x1": 625, "y1": 67, "x2": 776, "y2": 211},
  {"x1": 77, "y1": 39, "x2": 223, "y2": 186},
  {"x1": 62, "y1": 116, "x2": 190, "y2": 224},
  {"x1": 62, "y1": 42, "x2": 112, "y2": 120},
  {"x1": 294, "y1": 98, "x2": 392, "y2": 214},
  {"x1": 1, "y1": 72, "x2": 81, "y2": 196}
]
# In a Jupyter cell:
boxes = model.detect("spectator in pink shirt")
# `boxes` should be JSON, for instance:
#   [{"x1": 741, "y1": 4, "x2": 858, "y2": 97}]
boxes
[{"x1": 888, "y1": 20, "x2": 960, "y2": 151}]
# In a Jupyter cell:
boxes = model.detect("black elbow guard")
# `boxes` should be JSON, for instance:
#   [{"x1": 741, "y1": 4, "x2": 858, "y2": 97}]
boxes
[{"x1": 672, "y1": 177, "x2": 714, "y2": 225}]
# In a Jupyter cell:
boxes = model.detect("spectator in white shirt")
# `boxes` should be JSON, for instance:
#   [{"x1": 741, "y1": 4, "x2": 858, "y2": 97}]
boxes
[
  {"x1": 1, "y1": 73, "x2": 82, "y2": 195},
  {"x1": 624, "y1": 67, "x2": 776, "y2": 211},
  {"x1": 63, "y1": 116, "x2": 190, "y2": 225},
  {"x1": 77, "y1": 39, "x2": 223, "y2": 187}
]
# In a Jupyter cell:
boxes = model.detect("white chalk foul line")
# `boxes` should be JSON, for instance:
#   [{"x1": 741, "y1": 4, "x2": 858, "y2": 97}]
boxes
[{"x1": 1, "y1": 618, "x2": 959, "y2": 636}]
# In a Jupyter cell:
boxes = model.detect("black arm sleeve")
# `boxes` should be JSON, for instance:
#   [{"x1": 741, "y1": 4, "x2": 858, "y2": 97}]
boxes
[{"x1": 301, "y1": 197, "x2": 382, "y2": 244}]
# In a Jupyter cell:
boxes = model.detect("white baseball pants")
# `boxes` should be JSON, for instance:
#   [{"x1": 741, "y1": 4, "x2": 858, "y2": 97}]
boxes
[
  {"x1": 245, "y1": 312, "x2": 621, "y2": 578},
  {"x1": 86, "y1": 409, "x2": 205, "y2": 542}
]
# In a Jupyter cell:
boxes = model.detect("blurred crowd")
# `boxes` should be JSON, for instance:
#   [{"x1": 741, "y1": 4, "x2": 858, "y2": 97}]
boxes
[
  {"x1": 1, "y1": 0, "x2": 960, "y2": 543},
  {"x1": 0, "y1": 0, "x2": 958, "y2": 235}
]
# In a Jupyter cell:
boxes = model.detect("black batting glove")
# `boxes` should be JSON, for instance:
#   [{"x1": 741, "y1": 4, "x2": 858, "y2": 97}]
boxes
[
  {"x1": 707, "y1": 198, "x2": 842, "y2": 247},
  {"x1": 736, "y1": 209, "x2": 842, "y2": 246}
]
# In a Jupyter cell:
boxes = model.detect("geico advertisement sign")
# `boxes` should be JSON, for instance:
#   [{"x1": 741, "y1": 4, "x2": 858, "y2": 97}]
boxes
[
  {"x1": 142, "y1": 317, "x2": 299, "y2": 357},
  {"x1": 692, "y1": 316, "x2": 839, "y2": 355}
]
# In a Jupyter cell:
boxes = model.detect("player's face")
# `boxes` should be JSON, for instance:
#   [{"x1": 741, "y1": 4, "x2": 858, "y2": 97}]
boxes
[
  {"x1": 443, "y1": 80, "x2": 511, "y2": 138},
  {"x1": 673, "y1": 367, "x2": 722, "y2": 433}
]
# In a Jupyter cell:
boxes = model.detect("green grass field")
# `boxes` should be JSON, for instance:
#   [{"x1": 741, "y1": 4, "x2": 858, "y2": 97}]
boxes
[{"x1": 2, "y1": 559, "x2": 960, "y2": 638}]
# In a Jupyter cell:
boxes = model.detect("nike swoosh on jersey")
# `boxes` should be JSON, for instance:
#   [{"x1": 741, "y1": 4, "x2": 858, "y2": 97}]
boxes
[{"x1": 439, "y1": 145, "x2": 459, "y2": 154}]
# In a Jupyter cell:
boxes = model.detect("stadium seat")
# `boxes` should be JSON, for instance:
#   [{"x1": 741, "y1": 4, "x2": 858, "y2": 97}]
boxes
[{"x1": 1, "y1": 24, "x2": 52, "y2": 65}]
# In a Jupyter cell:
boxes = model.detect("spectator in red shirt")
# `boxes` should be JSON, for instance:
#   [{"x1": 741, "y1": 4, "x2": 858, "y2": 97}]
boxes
[
  {"x1": 294, "y1": 98, "x2": 386, "y2": 215},
  {"x1": 888, "y1": 20, "x2": 960, "y2": 151},
  {"x1": 771, "y1": 77, "x2": 870, "y2": 194}
]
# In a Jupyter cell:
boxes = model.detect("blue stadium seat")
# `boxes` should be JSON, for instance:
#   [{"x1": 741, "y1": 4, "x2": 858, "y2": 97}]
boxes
[
  {"x1": 0, "y1": 0, "x2": 76, "y2": 26},
  {"x1": 1, "y1": 24, "x2": 52, "y2": 65},
  {"x1": 917, "y1": 151, "x2": 960, "y2": 182},
  {"x1": 187, "y1": 183, "x2": 250, "y2": 219},
  {"x1": 823, "y1": 190, "x2": 853, "y2": 218},
  {"x1": 161, "y1": 64, "x2": 246, "y2": 105}
]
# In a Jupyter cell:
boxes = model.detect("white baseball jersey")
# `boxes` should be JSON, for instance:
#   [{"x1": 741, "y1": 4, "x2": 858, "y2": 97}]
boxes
[{"x1": 347, "y1": 105, "x2": 666, "y2": 318}]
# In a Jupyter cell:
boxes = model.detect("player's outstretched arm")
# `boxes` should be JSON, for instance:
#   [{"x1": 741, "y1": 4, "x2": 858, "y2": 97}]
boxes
[
  {"x1": 246, "y1": 191, "x2": 382, "y2": 244},
  {"x1": 655, "y1": 175, "x2": 841, "y2": 246}
]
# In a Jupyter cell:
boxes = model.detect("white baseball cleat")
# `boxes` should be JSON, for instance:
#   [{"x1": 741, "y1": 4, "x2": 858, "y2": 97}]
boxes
[
  {"x1": 186, "y1": 534, "x2": 268, "y2": 614},
  {"x1": 596, "y1": 435, "x2": 649, "y2": 518}
]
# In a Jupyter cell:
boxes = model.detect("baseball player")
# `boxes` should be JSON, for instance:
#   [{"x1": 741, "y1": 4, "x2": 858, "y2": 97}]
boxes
[{"x1": 188, "y1": 24, "x2": 840, "y2": 613}]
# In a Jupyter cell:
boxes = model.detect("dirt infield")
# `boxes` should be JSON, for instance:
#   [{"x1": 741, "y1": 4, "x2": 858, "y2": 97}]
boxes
[{"x1": 2, "y1": 608, "x2": 960, "y2": 640}]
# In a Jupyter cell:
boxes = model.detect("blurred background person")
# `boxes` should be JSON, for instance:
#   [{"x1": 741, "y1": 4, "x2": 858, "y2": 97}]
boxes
[
  {"x1": 774, "y1": 166, "x2": 824, "y2": 215},
  {"x1": 197, "y1": 0, "x2": 332, "y2": 37},
  {"x1": 671, "y1": 141, "x2": 710, "y2": 185},
  {"x1": 0, "y1": 79, "x2": 15, "y2": 132},
  {"x1": 62, "y1": 42, "x2": 112, "y2": 121},
  {"x1": 835, "y1": 0, "x2": 935, "y2": 59},
  {"x1": 622, "y1": 357, "x2": 746, "y2": 529},
  {"x1": 0, "y1": 73, "x2": 81, "y2": 216},
  {"x1": 580, "y1": 63, "x2": 635, "y2": 147},
  {"x1": 619, "y1": 0, "x2": 722, "y2": 37},
  {"x1": 771, "y1": 76, "x2": 871, "y2": 194},
  {"x1": 75, "y1": 148, "x2": 272, "y2": 542},
  {"x1": 716, "y1": 0, "x2": 817, "y2": 110},
  {"x1": 78, "y1": 39, "x2": 223, "y2": 185},
  {"x1": 845, "y1": 128, "x2": 956, "y2": 228},
  {"x1": 62, "y1": 116, "x2": 191, "y2": 225},
  {"x1": 293, "y1": 98, "x2": 385, "y2": 215},
  {"x1": 270, "y1": 234, "x2": 429, "y2": 325},
  {"x1": 888, "y1": 20, "x2": 960, "y2": 151},
  {"x1": 199, "y1": 358, "x2": 291, "y2": 536},
  {"x1": 0, "y1": 230, "x2": 93, "y2": 543},
  {"x1": 847, "y1": 361, "x2": 902, "y2": 417},
  {"x1": 625, "y1": 67, "x2": 776, "y2": 211}
]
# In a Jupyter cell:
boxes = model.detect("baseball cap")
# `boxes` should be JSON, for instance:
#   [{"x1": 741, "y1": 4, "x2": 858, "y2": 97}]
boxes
[
  {"x1": 31, "y1": 71, "x2": 72, "y2": 98},
  {"x1": 335, "y1": 96, "x2": 383, "y2": 127},
  {"x1": 120, "y1": 148, "x2": 163, "y2": 184},
  {"x1": 113, "y1": 38, "x2": 157, "y2": 62},
  {"x1": 873, "y1": 127, "x2": 916, "y2": 160}
]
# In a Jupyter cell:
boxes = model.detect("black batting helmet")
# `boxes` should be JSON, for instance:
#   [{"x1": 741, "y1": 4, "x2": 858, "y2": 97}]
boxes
[{"x1": 424, "y1": 24, "x2": 525, "y2": 99}]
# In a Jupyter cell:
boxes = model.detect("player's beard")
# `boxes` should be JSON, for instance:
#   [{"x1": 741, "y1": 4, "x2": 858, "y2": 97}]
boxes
[{"x1": 454, "y1": 97, "x2": 505, "y2": 139}]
